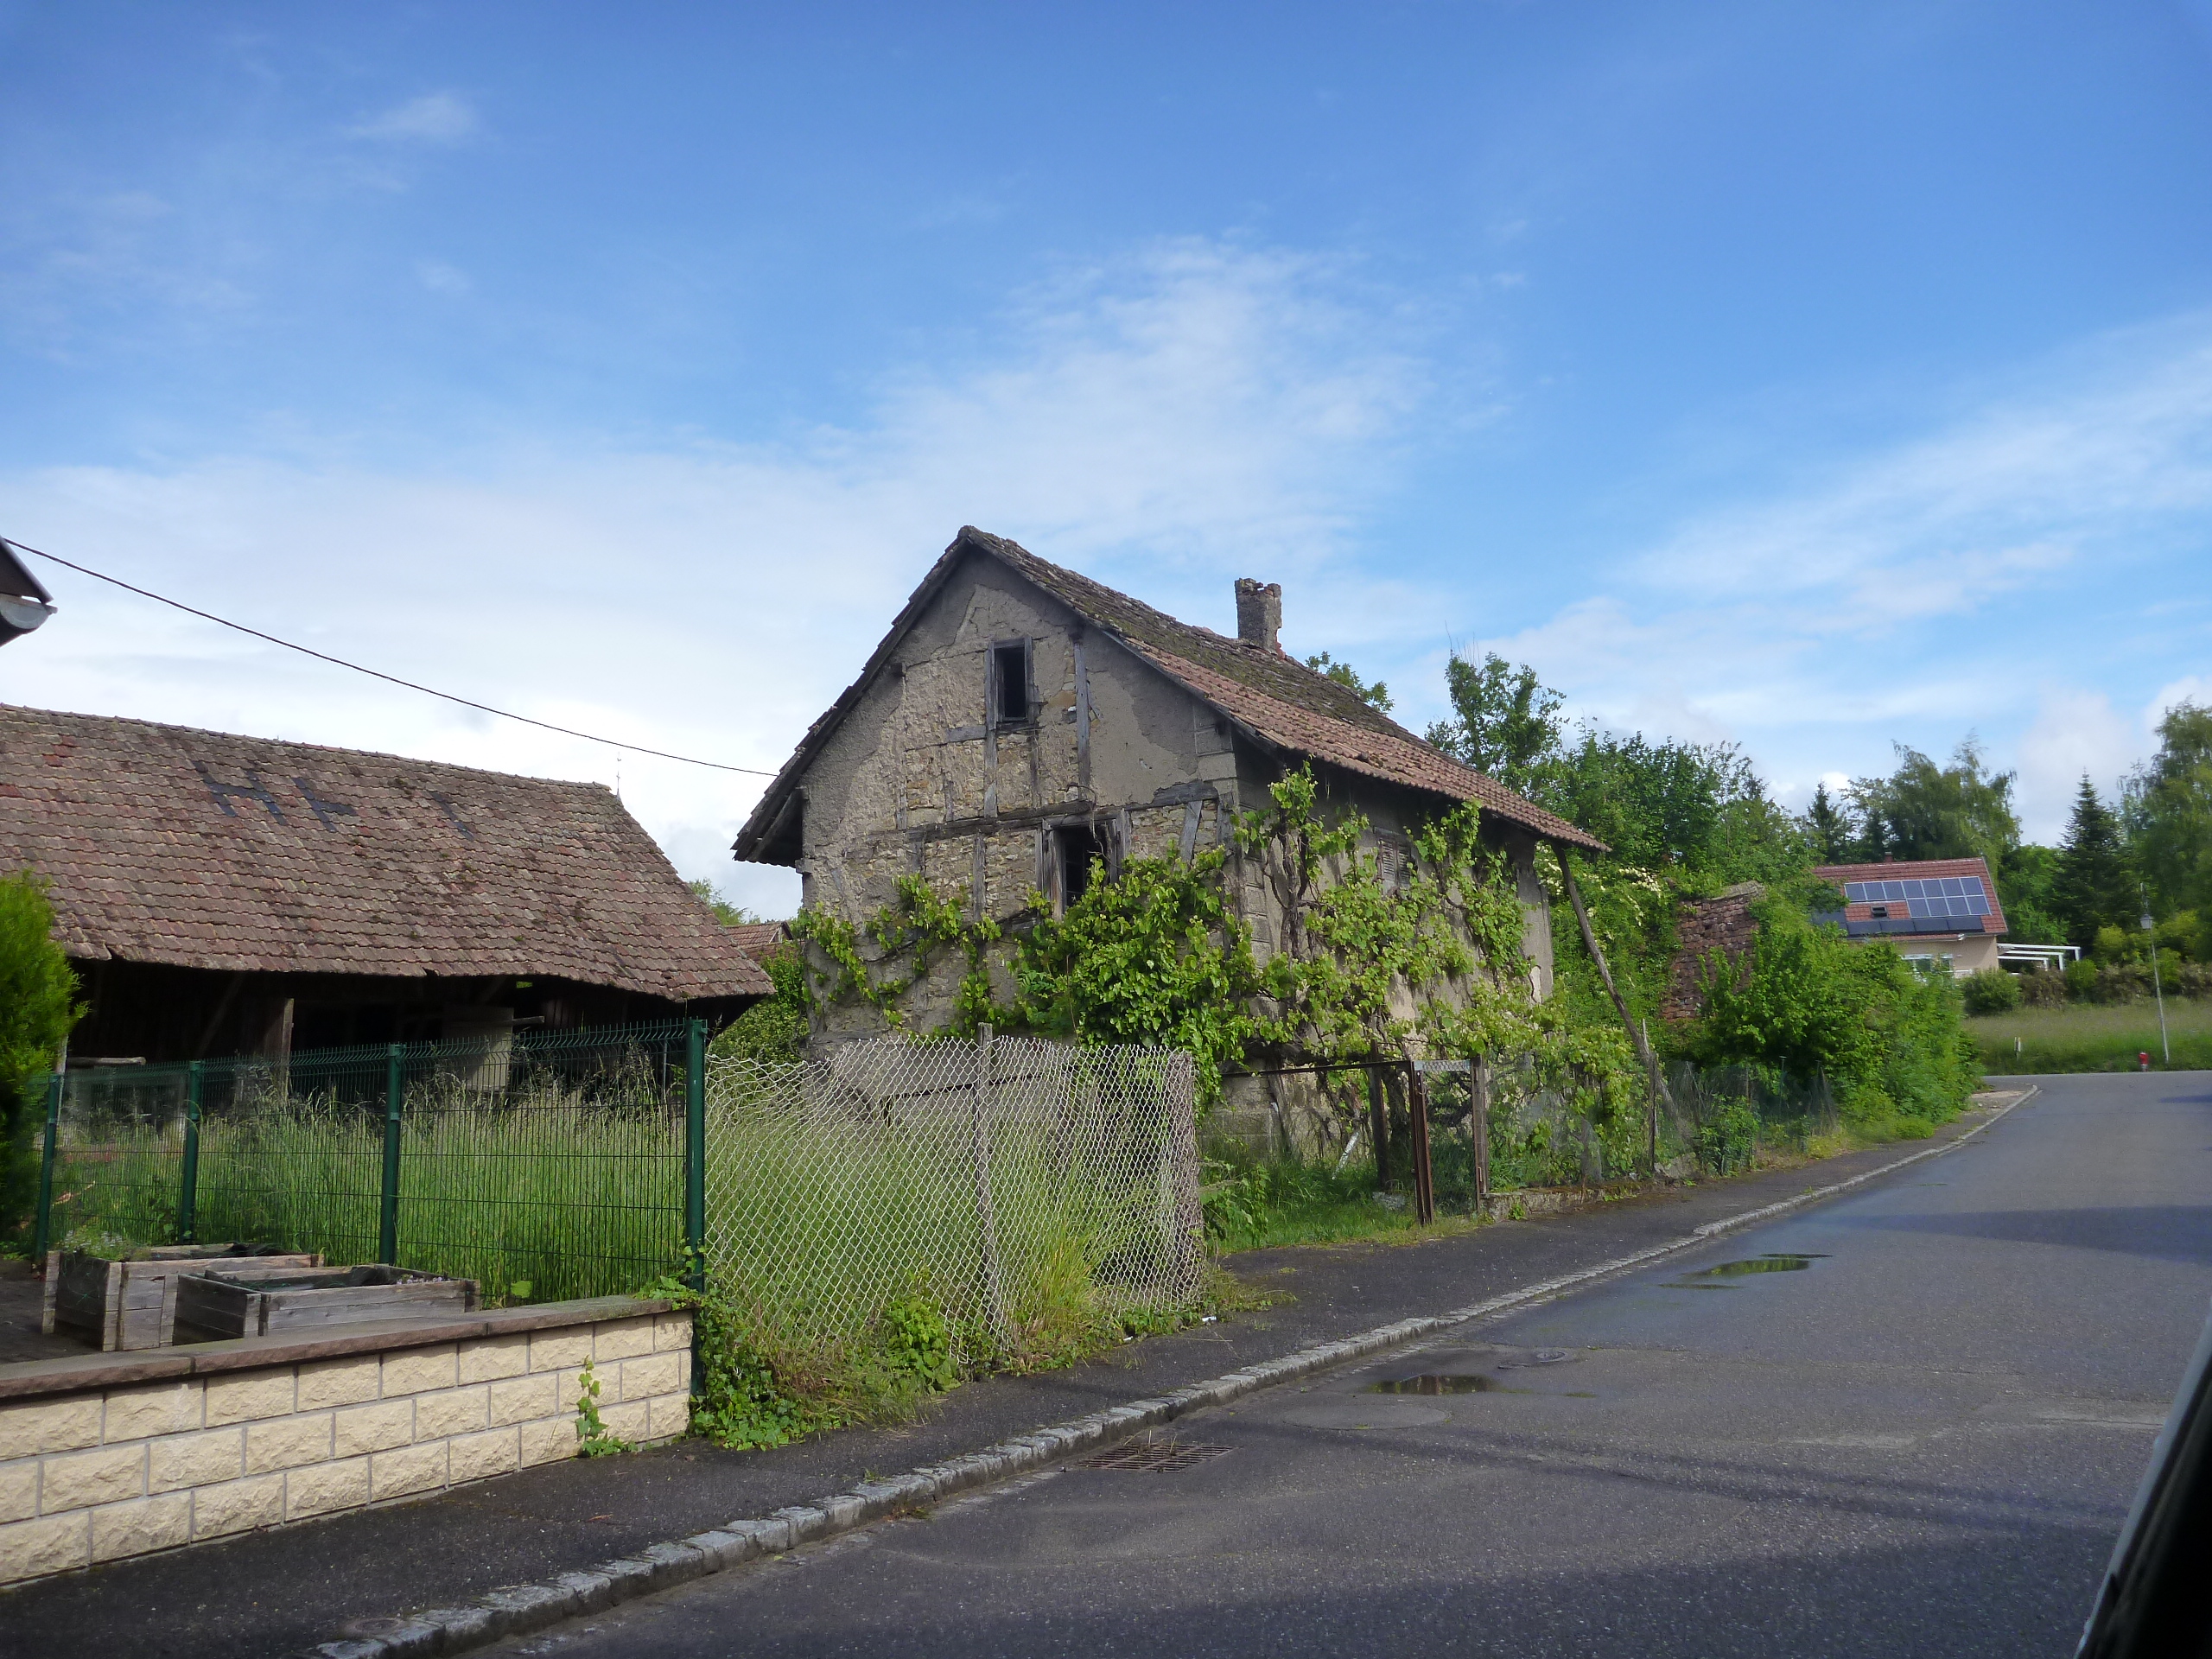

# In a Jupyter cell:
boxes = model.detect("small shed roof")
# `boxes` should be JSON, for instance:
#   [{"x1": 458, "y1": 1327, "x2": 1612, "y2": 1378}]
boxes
[
  {"x1": 0, "y1": 703, "x2": 772, "y2": 1001},
  {"x1": 734, "y1": 527, "x2": 1605, "y2": 859}
]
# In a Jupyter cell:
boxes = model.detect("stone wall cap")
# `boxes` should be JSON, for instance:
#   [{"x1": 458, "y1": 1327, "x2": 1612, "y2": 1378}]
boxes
[{"x1": 0, "y1": 1294, "x2": 675, "y2": 1404}]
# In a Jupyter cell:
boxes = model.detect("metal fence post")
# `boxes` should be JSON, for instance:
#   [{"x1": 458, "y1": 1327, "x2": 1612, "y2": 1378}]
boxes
[
  {"x1": 30, "y1": 1072, "x2": 62, "y2": 1263},
  {"x1": 176, "y1": 1061, "x2": 203, "y2": 1245},
  {"x1": 378, "y1": 1044, "x2": 404, "y2": 1266},
  {"x1": 684, "y1": 1019, "x2": 706, "y2": 1291},
  {"x1": 972, "y1": 1025, "x2": 1007, "y2": 1345},
  {"x1": 684, "y1": 1019, "x2": 708, "y2": 1407}
]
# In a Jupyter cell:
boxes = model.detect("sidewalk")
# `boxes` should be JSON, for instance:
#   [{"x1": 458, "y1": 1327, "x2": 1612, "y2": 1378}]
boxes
[{"x1": 0, "y1": 1103, "x2": 2017, "y2": 1659}]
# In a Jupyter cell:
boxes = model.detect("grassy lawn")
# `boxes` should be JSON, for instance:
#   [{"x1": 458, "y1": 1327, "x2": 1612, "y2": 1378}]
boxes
[{"x1": 1969, "y1": 999, "x2": 2212, "y2": 1073}]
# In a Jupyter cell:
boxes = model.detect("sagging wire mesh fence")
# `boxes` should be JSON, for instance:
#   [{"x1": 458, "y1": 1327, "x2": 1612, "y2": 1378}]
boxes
[
  {"x1": 37, "y1": 1023, "x2": 691, "y2": 1302},
  {"x1": 1461, "y1": 1058, "x2": 1840, "y2": 1191},
  {"x1": 34, "y1": 1026, "x2": 1205, "y2": 1350},
  {"x1": 702, "y1": 1034, "x2": 1203, "y2": 1363}
]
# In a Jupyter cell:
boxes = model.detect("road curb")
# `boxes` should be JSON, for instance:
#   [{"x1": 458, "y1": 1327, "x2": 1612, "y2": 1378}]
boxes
[{"x1": 303, "y1": 1090, "x2": 2033, "y2": 1659}]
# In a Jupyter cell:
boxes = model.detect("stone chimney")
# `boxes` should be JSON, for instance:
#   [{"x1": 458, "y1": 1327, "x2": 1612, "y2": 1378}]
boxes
[{"x1": 1234, "y1": 578, "x2": 1282, "y2": 652}]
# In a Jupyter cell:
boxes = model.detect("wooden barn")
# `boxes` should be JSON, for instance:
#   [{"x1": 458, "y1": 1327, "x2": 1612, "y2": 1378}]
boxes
[{"x1": 0, "y1": 704, "x2": 770, "y2": 1065}]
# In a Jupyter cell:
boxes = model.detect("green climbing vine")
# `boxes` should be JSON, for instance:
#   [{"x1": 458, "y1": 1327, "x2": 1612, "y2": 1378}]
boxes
[
  {"x1": 791, "y1": 872, "x2": 1001, "y2": 1032},
  {"x1": 780, "y1": 766, "x2": 1643, "y2": 1129}
]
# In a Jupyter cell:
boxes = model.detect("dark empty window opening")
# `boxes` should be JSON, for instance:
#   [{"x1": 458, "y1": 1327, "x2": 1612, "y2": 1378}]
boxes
[
  {"x1": 1059, "y1": 824, "x2": 1103, "y2": 910},
  {"x1": 991, "y1": 641, "x2": 1030, "y2": 728}
]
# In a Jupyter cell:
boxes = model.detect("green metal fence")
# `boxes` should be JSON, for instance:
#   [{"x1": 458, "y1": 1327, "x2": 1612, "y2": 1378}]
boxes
[
  {"x1": 28, "y1": 1022, "x2": 1205, "y2": 1357},
  {"x1": 31, "y1": 1020, "x2": 701, "y2": 1304}
]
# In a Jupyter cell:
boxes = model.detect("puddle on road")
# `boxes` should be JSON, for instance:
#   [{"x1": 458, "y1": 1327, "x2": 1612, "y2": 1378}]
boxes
[
  {"x1": 1368, "y1": 1374, "x2": 1525, "y2": 1395},
  {"x1": 1663, "y1": 1253, "x2": 1827, "y2": 1289}
]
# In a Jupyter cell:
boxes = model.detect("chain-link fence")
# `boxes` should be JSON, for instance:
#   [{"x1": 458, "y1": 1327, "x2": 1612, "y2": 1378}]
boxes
[
  {"x1": 1658, "y1": 1062, "x2": 1840, "y2": 1174},
  {"x1": 702, "y1": 1033, "x2": 1202, "y2": 1359},
  {"x1": 34, "y1": 1026, "x2": 1204, "y2": 1346}
]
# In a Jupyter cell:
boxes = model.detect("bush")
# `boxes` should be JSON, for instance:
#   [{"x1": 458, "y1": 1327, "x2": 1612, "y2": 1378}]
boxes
[
  {"x1": 1695, "y1": 1098, "x2": 1758, "y2": 1174},
  {"x1": 1961, "y1": 969, "x2": 2021, "y2": 1014},
  {"x1": 2017, "y1": 968, "x2": 2069, "y2": 1008},
  {"x1": 1679, "y1": 906, "x2": 1979, "y2": 1134},
  {"x1": 0, "y1": 872, "x2": 81, "y2": 1246},
  {"x1": 2064, "y1": 958, "x2": 2099, "y2": 1001},
  {"x1": 709, "y1": 944, "x2": 810, "y2": 1064}
]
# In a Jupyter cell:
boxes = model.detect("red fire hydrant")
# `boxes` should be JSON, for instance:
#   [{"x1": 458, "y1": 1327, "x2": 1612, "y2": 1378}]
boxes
[{"x1": 2139, "y1": 1051, "x2": 2152, "y2": 1072}]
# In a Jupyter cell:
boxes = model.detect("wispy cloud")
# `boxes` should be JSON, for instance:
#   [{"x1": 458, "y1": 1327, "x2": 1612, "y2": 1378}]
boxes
[
  {"x1": 415, "y1": 259, "x2": 471, "y2": 296},
  {"x1": 1475, "y1": 314, "x2": 2212, "y2": 818},
  {"x1": 0, "y1": 240, "x2": 1425, "y2": 911},
  {"x1": 348, "y1": 92, "x2": 479, "y2": 145}
]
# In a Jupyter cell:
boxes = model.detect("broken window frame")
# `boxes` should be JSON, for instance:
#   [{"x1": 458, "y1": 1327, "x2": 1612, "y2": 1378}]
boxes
[
  {"x1": 988, "y1": 638, "x2": 1033, "y2": 731},
  {"x1": 1047, "y1": 817, "x2": 1114, "y2": 916}
]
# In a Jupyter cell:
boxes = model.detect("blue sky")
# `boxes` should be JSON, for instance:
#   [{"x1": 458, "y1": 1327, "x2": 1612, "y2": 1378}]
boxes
[{"x1": 4, "y1": 2, "x2": 2210, "y2": 913}]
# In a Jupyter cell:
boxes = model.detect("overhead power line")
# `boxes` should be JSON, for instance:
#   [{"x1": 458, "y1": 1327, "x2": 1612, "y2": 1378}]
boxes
[{"x1": 3, "y1": 536, "x2": 780, "y2": 778}]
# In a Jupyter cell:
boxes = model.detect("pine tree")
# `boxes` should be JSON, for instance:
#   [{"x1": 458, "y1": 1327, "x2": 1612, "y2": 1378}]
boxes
[
  {"x1": 2053, "y1": 775, "x2": 2131, "y2": 951},
  {"x1": 1802, "y1": 782, "x2": 1853, "y2": 863},
  {"x1": 1855, "y1": 804, "x2": 1891, "y2": 864}
]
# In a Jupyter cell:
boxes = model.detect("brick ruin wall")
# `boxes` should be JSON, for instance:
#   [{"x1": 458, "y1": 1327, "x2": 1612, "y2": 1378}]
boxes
[{"x1": 1663, "y1": 891, "x2": 1762, "y2": 1022}]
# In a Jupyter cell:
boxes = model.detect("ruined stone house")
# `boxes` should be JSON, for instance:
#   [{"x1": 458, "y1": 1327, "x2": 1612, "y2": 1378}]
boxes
[{"x1": 732, "y1": 526, "x2": 1605, "y2": 1141}]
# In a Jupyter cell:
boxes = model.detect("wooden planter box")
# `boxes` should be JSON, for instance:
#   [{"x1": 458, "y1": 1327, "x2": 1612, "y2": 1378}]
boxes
[
  {"x1": 41, "y1": 1245, "x2": 325, "y2": 1352},
  {"x1": 173, "y1": 1265, "x2": 478, "y2": 1340}
]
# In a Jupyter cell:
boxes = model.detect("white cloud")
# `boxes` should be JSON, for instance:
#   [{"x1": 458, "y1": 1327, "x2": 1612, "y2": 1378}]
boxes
[
  {"x1": 415, "y1": 259, "x2": 471, "y2": 296},
  {"x1": 2147, "y1": 675, "x2": 2212, "y2": 725},
  {"x1": 0, "y1": 241, "x2": 1423, "y2": 912},
  {"x1": 1646, "y1": 322, "x2": 2212, "y2": 630},
  {"x1": 349, "y1": 92, "x2": 479, "y2": 145},
  {"x1": 2017, "y1": 687, "x2": 2139, "y2": 840},
  {"x1": 1463, "y1": 315, "x2": 2212, "y2": 819}
]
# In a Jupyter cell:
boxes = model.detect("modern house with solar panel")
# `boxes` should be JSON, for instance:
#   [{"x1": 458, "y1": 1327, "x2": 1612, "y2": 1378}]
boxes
[{"x1": 1812, "y1": 856, "x2": 2007, "y2": 977}]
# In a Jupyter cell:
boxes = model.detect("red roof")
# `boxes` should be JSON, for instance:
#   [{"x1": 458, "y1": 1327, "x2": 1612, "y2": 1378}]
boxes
[
  {"x1": 1814, "y1": 855, "x2": 2008, "y2": 938},
  {"x1": 0, "y1": 704, "x2": 772, "y2": 1001},
  {"x1": 724, "y1": 921, "x2": 790, "y2": 963}
]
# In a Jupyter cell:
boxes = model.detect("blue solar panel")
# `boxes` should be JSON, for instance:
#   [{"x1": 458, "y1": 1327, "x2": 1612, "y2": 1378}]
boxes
[{"x1": 1840, "y1": 875, "x2": 1992, "y2": 922}]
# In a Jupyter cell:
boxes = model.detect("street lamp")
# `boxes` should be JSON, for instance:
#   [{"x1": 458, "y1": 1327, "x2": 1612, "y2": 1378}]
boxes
[{"x1": 2143, "y1": 908, "x2": 2171, "y2": 1068}]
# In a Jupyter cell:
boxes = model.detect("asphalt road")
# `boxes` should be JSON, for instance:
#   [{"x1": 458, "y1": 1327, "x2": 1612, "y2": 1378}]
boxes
[{"x1": 479, "y1": 1071, "x2": 2212, "y2": 1659}]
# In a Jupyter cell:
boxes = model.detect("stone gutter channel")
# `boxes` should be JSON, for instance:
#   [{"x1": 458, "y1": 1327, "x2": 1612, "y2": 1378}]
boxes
[{"x1": 308, "y1": 1090, "x2": 2033, "y2": 1659}]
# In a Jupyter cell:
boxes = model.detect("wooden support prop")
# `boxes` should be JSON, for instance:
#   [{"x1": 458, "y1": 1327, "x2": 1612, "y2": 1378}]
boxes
[
  {"x1": 1556, "y1": 843, "x2": 1676, "y2": 1131},
  {"x1": 1406, "y1": 1066, "x2": 1437, "y2": 1225},
  {"x1": 1366, "y1": 1066, "x2": 1392, "y2": 1192},
  {"x1": 1642, "y1": 1018, "x2": 1661, "y2": 1175}
]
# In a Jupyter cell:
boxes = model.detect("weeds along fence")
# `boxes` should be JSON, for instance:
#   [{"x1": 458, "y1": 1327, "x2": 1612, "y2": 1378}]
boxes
[
  {"x1": 1346, "y1": 1057, "x2": 1842, "y2": 1202},
  {"x1": 1659, "y1": 1063, "x2": 1840, "y2": 1174},
  {"x1": 34, "y1": 1023, "x2": 695, "y2": 1301},
  {"x1": 703, "y1": 1034, "x2": 1202, "y2": 1363},
  {"x1": 30, "y1": 1024, "x2": 1205, "y2": 1342}
]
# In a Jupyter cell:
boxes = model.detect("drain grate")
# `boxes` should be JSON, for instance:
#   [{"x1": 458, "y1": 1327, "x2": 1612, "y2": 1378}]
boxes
[{"x1": 1077, "y1": 1438, "x2": 1232, "y2": 1471}]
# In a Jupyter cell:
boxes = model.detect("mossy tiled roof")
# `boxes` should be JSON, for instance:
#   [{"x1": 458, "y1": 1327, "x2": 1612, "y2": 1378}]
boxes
[
  {"x1": 735, "y1": 526, "x2": 1604, "y2": 857},
  {"x1": 0, "y1": 704, "x2": 772, "y2": 1001}
]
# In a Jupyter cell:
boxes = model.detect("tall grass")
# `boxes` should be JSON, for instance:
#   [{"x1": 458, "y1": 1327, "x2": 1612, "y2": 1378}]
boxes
[
  {"x1": 52, "y1": 1083, "x2": 683, "y2": 1303},
  {"x1": 1969, "y1": 1000, "x2": 2212, "y2": 1073},
  {"x1": 48, "y1": 1039, "x2": 1201, "y2": 1413},
  {"x1": 703, "y1": 1060, "x2": 1191, "y2": 1379}
]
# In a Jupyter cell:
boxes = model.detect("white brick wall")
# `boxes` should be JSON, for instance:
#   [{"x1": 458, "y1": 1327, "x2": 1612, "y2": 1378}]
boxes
[{"x1": 0, "y1": 1307, "x2": 691, "y2": 1586}]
